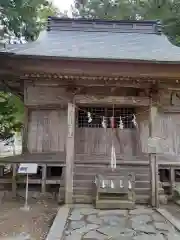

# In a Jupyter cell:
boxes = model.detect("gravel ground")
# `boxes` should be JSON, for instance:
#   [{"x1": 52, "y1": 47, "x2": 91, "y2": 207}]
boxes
[{"x1": 0, "y1": 199, "x2": 58, "y2": 240}]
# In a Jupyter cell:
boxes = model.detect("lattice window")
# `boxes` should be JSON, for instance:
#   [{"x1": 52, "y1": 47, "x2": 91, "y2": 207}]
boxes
[{"x1": 77, "y1": 107, "x2": 135, "y2": 128}]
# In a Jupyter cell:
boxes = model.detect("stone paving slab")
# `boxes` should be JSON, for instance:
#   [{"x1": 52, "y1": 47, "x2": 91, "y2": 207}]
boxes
[{"x1": 63, "y1": 205, "x2": 180, "y2": 240}]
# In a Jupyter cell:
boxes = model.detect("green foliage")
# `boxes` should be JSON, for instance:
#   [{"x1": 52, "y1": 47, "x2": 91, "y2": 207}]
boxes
[
  {"x1": 0, "y1": 0, "x2": 59, "y2": 140},
  {"x1": 74, "y1": 0, "x2": 180, "y2": 46},
  {"x1": 0, "y1": 92, "x2": 23, "y2": 140},
  {"x1": 0, "y1": 0, "x2": 60, "y2": 41}
]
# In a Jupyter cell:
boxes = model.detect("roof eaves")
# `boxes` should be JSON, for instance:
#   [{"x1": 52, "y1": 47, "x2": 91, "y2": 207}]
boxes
[{"x1": 7, "y1": 54, "x2": 180, "y2": 65}]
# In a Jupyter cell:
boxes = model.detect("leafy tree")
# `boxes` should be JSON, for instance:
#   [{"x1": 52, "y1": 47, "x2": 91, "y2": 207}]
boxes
[
  {"x1": 0, "y1": 92, "x2": 23, "y2": 141},
  {"x1": 73, "y1": 0, "x2": 180, "y2": 46},
  {"x1": 0, "y1": 0, "x2": 60, "y2": 42},
  {"x1": 0, "y1": 0, "x2": 59, "y2": 141}
]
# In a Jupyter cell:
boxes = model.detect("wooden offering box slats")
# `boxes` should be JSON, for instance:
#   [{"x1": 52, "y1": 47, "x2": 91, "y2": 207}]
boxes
[{"x1": 94, "y1": 173, "x2": 136, "y2": 209}]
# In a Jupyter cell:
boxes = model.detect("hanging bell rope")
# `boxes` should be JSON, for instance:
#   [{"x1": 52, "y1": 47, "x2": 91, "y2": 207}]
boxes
[
  {"x1": 110, "y1": 104, "x2": 116, "y2": 170},
  {"x1": 111, "y1": 144, "x2": 116, "y2": 170}
]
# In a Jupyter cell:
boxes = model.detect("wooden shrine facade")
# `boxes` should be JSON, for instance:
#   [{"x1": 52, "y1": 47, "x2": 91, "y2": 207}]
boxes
[
  {"x1": 2, "y1": 18, "x2": 180, "y2": 205},
  {"x1": 1, "y1": 55, "x2": 180, "y2": 204}
]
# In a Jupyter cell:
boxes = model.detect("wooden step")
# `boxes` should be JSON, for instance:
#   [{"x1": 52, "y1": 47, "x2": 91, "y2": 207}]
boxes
[
  {"x1": 74, "y1": 166, "x2": 150, "y2": 175},
  {"x1": 74, "y1": 173, "x2": 150, "y2": 181},
  {"x1": 73, "y1": 180, "x2": 150, "y2": 189}
]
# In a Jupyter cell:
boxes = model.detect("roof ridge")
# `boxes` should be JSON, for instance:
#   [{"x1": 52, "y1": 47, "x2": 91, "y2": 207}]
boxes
[{"x1": 47, "y1": 17, "x2": 162, "y2": 34}]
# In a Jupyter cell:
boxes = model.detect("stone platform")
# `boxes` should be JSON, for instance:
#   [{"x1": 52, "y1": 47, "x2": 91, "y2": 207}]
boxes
[{"x1": 63, "y1": 205, "x2": 180, "y2": 240}]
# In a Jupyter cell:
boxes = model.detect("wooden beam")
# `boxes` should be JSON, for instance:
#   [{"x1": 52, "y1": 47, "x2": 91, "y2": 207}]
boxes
[
  {"x1": 65, "y1": 102, "x2": 75, "y2": 204},
  {"x1": 74, "y1": 95, "x2": 150, "y2": 106},
  {"x1": 160, "y1": 106, "x2": 180, "y2": 113},
  {"x1": 23, "y1": 77, "x2": 152, "y2": 89},
  {"x1": 7, "y1": 57, "x2": 180, "y2": 79}
]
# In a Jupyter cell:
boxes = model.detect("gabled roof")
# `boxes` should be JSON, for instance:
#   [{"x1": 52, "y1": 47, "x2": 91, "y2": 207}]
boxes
[{"x1": 1, "y1": 17, "x2": 180, "y2": 62}]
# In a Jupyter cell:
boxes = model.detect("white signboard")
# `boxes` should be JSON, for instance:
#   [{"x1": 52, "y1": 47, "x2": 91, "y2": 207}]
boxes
[
  {"x1": 18, "y1": 163, "x2": 38, "y2": 174},
  {"x1": 18, "y1": 163, "x2": 38, "y2": 211}
]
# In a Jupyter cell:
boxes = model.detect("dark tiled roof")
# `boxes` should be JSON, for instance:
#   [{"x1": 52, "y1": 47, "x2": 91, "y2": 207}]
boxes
[{"x1": 1, "y1": 17, "x2": 180, "y2": 62}]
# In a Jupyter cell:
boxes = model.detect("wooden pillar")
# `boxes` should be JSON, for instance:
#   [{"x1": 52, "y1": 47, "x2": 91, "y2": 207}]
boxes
[
  {"x1": 12, "y1": 164, "x2": 17, "y2": 197},
  {"x1": 65, "y1": 102, "x2": 75, "y2": 204},
  {"x1": 149, "y1": 100, "x2": 158, "y2": 207},
  {"x1": 22, "y1": 106, "x2": 29, "y2": 153},
  {"x1": 41, "y1": 164, "x2": 47, "y2": 194},
  {"x1": 170, "y1": 167, "x2": 175, "y2": 197}
]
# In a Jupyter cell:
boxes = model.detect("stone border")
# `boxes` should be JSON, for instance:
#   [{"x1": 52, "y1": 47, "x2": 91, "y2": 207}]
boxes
[
  {"x1": 46, "y1": 205, "x2": 70, "y2": 240},
  {"x1": 156, "y1": 208, "x2": 180, "y2": 231}
]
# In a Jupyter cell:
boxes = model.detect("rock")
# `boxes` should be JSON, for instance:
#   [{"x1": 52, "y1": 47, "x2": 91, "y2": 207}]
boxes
[
  {"x1": 69, "y1": 212, "x2": 83, "y2": 221},
  {"x1": 74, "y1": 224, "x2": 99, "y2": 234},
  {"x1": 111, "y1": 237, "x2": 132, "y2": 240},
  {"x1": 130, "y1": 208, "x2": 154, "y2": 215},
  {"x1": 70, "y1": 221, "x2": 86, "y2": 230},
  {"x1": 101, "y1": 215, "x2": 126, "y2": 227},
  {"x1": 97, "y1": 226, "x2": 122, "y2": 237},
  {"x1": 152, "y1": 213, "x2": 165, "y2": 222},
  {"x1": 98, "y1": 210, "x2": 128, "y2": 217},
  {"x1": 87, "y1": 215, "x2": 103, "y2": 225},
  {"x1": 64, "y1": 232, "x2": 82, "y2": 240},
  {"x1": 84, "y1": 230, "x2": 106, "y2": 239},
  {"x1": 74, "y1": 208, "x2": 98, "y2": 215},
  {"x1": 167, "y1": 232, "x2": 180, "y2": 240},
  {"x1": 154, "y1": 222, "x2": 174, "y2": 232},
  {"x1": 120, "y1": 228, "x2": 135, "y2": 237},
  {"x1": 131, "y1": 215, "x2": 152, "y2": 224},
  {"x1": 132, "y1": 222, "x2": 156, "y2": 234},
  {"x1": 65, "y1": 230, "x2": 71, "y2": 236},
  {"x1": 97, "y1": 226, "x2": 130, "y2": 238},
  {"x1": 134, "y1": 233, "x2": 165, "y2": 240}
]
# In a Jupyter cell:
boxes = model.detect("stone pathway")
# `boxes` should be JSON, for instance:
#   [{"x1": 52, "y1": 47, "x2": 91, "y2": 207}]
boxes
[{"x1": 63, "y1": 205, "x2": 180, "y2": 240}]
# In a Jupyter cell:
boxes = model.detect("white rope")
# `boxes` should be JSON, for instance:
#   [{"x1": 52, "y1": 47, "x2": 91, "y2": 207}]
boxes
[
  {"x1": 119, "y1": 116, "x2": 124, "y2": 129},
  {"x1": 110, "y1": 180, "x2": 114, "y2": 188},
  {"x1": 110, "y1": 143, "x2": 116, "y2": 170},
  {"x1": 120, "y1": 179, "x2": 123, "y2": 188},
  {"x1": 87, "y1": 112, "x2": 92, "y2": 123},
  {"x1": 132, "y1": 114, "x2": 138, "y2": 127},
  {"x1": 101, "y1": 180, "x2": 105, "y2": 188},
  {"x1": 128, "y1": 180, "x2": 132, "y2": 189},
  {"x1": 102, "y1": 116, "x2": 107, "y2": 128}
]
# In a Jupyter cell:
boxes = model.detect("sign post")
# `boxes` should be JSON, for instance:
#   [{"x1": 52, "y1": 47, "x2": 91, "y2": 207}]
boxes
[{"x1": 18, "y1": 163, "x2": 38, "y2": 211}]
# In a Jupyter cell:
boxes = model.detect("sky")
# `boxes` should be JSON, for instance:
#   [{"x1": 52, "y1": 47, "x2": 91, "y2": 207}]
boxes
[{"x1": 52, "y1": 0, "x2": 74, "y2": 14}]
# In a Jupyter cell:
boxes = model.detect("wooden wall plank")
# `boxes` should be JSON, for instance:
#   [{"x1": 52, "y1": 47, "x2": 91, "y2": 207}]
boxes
[
  {"x1": 27, "y1": 109, "x2": 67, "y2": 153},
  {"x1": 25, "y1": 86, "x2": 69, "y2": 106},
  {"x1": 75, "y1": 128, "x2": 141, "y2": 156}
]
